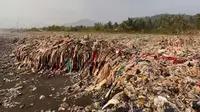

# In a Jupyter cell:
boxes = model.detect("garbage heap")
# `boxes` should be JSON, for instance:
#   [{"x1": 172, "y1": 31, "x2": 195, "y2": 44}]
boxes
[{"x1": 16, "y1": 34, "x2": 200, "y2": 111}]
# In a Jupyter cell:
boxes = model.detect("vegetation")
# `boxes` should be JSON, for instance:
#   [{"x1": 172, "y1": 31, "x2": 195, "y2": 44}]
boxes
[{"x1": 28, "y1": 13, "x2": 200, "y2": 34}]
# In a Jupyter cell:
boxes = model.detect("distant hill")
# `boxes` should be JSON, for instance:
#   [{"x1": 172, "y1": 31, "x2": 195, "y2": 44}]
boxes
[{"x1": 65, "y1": 19, "x2": 97, "y2": 27}]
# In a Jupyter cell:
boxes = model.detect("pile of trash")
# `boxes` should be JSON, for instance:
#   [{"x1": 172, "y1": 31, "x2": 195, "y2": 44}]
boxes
[{"x1": 15, "y1": 34, "x2": 200, "y2": 111}]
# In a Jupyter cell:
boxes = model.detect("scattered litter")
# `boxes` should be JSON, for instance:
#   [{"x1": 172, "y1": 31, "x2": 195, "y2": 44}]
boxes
[
  {"x1": 32, "y1": 86, "x2": 37, "y2": 92},
  {"x1": 58, "y1": 102, "x2": 68, "y2": 111},
  {"x1": 39, "y1": 95, "x2": 45, "y2": 100},
  {"x1": 1, "y1": 87, "x2": 22, "y2": 108},
  {"x1": 62, "y1": 97, "x2": 67, "y2": 102},
  {"x1": 20, "y1": 104, "x2": 25, "y2": 109}
]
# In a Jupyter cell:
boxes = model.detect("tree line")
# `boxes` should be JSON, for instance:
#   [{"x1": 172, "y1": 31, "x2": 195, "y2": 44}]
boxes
[{"x1": 29, "y1": 13, "x2": 200, "y2": 34}]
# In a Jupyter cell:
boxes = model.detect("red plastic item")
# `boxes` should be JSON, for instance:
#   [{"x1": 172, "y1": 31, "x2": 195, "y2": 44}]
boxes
[
  {"x1": 196, "y1": 83, "x2": 200, "y2": 87},
  {"x1": 90, "y1": 51, "x2": 97, "y2": 65},
  {"x1": 56, "y1": 64, "x2": 59, "y2": 70}
]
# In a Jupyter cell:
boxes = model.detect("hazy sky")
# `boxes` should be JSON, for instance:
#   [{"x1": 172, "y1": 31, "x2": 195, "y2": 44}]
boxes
[{"x1": 0, "y1": 0, "x2": 200, "y2": 28}]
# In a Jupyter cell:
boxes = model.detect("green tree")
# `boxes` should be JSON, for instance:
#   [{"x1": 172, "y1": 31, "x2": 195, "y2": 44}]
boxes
[
  {"x1": 113, "y1": 22, "x2": 119, "y2": 30},
  {"x1": 195, "y1": 13, "x2": 200, "y2": 29},
  {"x1": 94, "y1": 23, "x2": 104, "y2": 31},
  {"x1": 107, "y1": 21, "x2": 113, "y2": 30}
]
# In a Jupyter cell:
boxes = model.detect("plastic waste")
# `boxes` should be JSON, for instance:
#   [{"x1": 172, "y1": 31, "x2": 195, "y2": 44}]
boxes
[{"x1": 102, "y1": 99, "x2": 120, "y2": 109}]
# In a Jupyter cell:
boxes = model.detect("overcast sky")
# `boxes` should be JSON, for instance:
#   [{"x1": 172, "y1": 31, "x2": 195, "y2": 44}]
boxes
[{"x1": 0, "y1": 0, "x2": 200, "y2": 28}]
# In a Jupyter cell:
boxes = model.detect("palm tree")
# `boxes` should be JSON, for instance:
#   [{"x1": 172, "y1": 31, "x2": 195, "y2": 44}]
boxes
[{"x1": 107, "y1": 21, "x2": 113, "y2": 30}]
